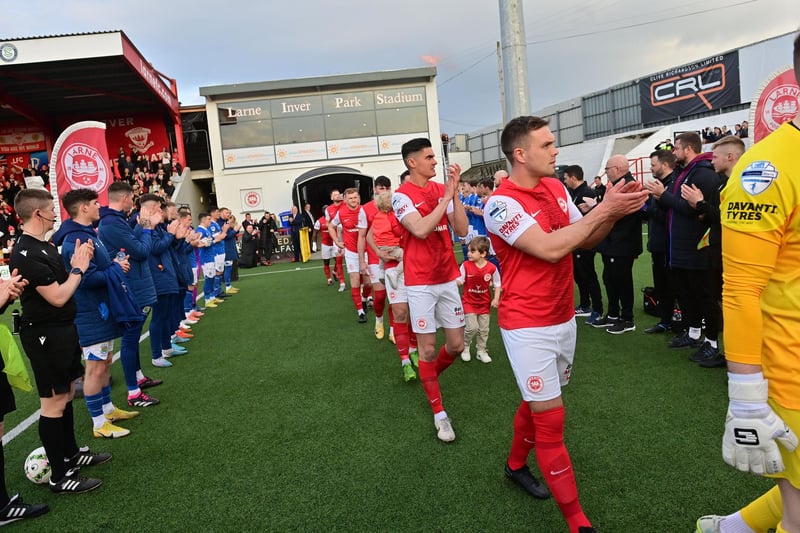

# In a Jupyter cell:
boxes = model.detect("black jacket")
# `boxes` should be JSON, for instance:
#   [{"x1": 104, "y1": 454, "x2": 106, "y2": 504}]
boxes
[
  {"x1": 656, "y1": 154, "x2": 720, "y2": 270},
  {"x1": 597, "y1": 173, "x2": 644, "y2": 257},
  {"x1": 645, "y1": 170, "x2": 675, "y2": 254},
  {"x1": 569, "y1": 181, "x2": 597, "y2": 253}
]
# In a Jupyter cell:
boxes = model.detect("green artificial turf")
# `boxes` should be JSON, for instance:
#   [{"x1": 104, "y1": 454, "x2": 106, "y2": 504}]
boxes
[{"x1": 0, "y1": 251, "x2": 773, "y2": 532}]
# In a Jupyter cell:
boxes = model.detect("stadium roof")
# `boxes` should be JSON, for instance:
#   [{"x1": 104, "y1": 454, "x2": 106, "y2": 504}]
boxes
[
  {"x1": 0, "y1": 31, "x2": 179, "y2": 127},
  {"x1": 199, "y1": 67, "x2": 437, "y2": 99}
]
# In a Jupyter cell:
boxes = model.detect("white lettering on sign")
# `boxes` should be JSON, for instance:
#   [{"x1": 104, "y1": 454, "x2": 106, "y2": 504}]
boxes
[
  {"x1": 281, "y1": 102, "x2": 312, "y2": 113},
  {"x1": 375, "y1": 91, "x2": 424, "y2": 105},
  {"x1": 226, "y1": 107, "x2": 263, "y2": 118},
  {"x1": 334, "y1": 96, "x2": 362, "y2": 108},
  {"x1": 107, "y1": 117, "x2": 134, "y2": 127},
  {"x1": 138, "y1": 59, "x2": 177, "y2": 109}
]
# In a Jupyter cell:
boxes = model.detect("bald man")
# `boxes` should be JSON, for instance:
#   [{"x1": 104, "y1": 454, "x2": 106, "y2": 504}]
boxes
[
  {"x1": 591, "y1": 155, "x2": 644, "y2": 334},
  {"x1": 493, "y1": 169, "x2": 509, "y2": 188}
]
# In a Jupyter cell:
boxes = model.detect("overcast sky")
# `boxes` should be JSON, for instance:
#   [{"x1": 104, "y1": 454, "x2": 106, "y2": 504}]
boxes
[{"x1": 4, "y1": 0, "x2": 797, "y2": 134}]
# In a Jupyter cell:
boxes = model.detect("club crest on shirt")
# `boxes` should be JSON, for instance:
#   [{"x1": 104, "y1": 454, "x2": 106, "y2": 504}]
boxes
[
  {"x1": 483, "y1": 273, "x2": 492, "y2": 282},
  {"x1": 558, "y1": 197, "x2": 568, "y2": 212},
  {"x1": 740, "y1": 160, "x2": 778, "y2": 196},
  {"x1": 488, "y1": 200, "x2": 507, "y2": 222}
]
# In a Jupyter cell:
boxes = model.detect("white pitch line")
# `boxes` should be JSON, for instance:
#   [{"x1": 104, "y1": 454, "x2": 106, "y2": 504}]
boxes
[
  {"x1": 238, "y1": 265, "x2": 321, "y2": 278},
  {"x1": 3, "y1": 287, "x2": 216, "y2": 445}
]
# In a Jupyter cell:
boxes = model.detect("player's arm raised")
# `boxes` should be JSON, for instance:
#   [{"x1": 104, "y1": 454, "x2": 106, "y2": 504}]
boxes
[
  {"x1": 446, "y1": 164, "x2": 469, "y2": 238},
  {"x1": 509, "y1": 179, "x2": 647, "y2": 263},
  {"x1": 36, "y1": 239, "x2": 93, "y2": 308}
]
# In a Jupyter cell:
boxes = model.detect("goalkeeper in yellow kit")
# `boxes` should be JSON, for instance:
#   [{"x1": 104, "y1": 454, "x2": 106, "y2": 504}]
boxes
[{"x1": 696, "y1": 33, "x2": 800, "y2": 533}]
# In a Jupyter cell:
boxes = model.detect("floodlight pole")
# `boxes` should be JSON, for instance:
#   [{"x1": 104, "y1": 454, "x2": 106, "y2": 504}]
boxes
[{"x1": 498, "y1": 0, "x2": 530, "y2": 124}]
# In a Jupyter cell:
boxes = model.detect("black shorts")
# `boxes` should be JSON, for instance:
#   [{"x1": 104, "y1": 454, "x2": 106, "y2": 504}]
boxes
[
  {"x1": 0, "y1": 358, "x2": 16, "y2": 419},
  {"x1": 20, "y1": 322, "x2": 84, "y2": 398}
]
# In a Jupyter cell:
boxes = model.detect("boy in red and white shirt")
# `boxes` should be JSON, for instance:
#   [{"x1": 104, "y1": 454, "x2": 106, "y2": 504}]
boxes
[
  {"x1": 328, "y1": 188, "x2": 368, "y2": 323},
  {"x1": 457, "y1": 236, "x2": 500, "y2": 363},
  {"x1": 392, "y1": 137, "x2": 468, "y2": 443}
]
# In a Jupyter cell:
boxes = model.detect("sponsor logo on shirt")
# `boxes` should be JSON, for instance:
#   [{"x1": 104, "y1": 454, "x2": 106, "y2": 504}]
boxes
[
  {"x1": 724, "y1": 201, "x2": 778, "y2": 221},
  {"x1": 740, "y1": 160, "x2": 778, "y2": 195},
  {"x1": 489, "y1": 201, "x2": 507, "y2": 222},
  {"x1": 499, "y1": 213, "x2": 524, "y2": 238}
]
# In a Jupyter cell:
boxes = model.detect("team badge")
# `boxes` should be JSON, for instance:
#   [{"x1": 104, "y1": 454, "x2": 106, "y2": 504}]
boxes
[
  {"x1": 488, "y1": 200, "x2": 507, "y2": 222},
  {"x1": 527, "y1": 375, "x2": 544, "y2": 393},
  {"x1": 0, "y1": 43, "x2": 17, "y2": 63},
  {"x1": 740, "y1": 160, "x2": 778, "y2": 195},
  {"x1": 483, "y1": 273, "x2": 491, "y2": 282},
  {"x1": 61, "y1": 143, "x2": 109, "y2": 191},
  {"x1": 557, "y1": 197, "x2": 568, "y2": 212},
  {"x1": 417, "y1": 318, "x2": 427, "y2": 330}
]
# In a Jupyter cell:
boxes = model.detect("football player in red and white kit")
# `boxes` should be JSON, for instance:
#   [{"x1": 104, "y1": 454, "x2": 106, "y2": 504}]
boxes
[
  {"x1": 362, "y1": 176, "x2": 392, "y2": 339},
  {"x1": 483, "y1": 116, "x2": 648, "y2": 533},
  {"x1": 329, "y1": 188, "x2": 369, "y2": 323},
  {"x1": 393, "y1": 137, "x2": 468, "y2": 443},
  {"x1": 324, "y1": 189, "x2": 346, "y2": 291},
  {"x1": 314, "y1": 207, "x2": 335, "y2": 286}
]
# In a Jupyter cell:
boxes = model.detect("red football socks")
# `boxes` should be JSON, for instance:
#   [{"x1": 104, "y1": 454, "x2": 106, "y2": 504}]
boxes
[
  {"x1": 350, "y1": 287, "x2": 363, "y2": 312},
  {"x1": 532, "y1": 406, "x2": 590, "y2": 533},
  {"x1": 373, "y1": 288, "x2": 386, "y2": 317},
  {"x1": 507, "y1": 401, "x2": 536, "y2": 470},
  {"x1": 434, "y1": 345, "x2": 456, "y2": 375},
  {"x1": 418, "y1": 360, "x2": 443, "y2": 414},
  {"x1": 323, "y1": 262, "x2": 331, "y2": 279},
  {"x1": 335, "y1": 256, "x2": 344, "y2": 281},
  {"x1": 394, "y1": 321, "x2": 409, "y2": 360}
]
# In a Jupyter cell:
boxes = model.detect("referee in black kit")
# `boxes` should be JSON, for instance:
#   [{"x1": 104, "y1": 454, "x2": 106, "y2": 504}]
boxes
[{"x1": 9, "y1": 189, "x2": 108, "y2": 494}]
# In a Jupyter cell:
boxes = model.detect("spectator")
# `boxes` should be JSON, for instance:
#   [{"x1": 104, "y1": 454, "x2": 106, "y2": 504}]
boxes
[
  {"x1": 563, "y1": 165, "x2": 603, "y2": 324},
  {"x1": 592, "y1": 155, "x2": 643, "y2": 334},
  {"x1": 738, "y1": 120, "x2": 749, "y2": 138},
  {"x1": 643, "y1": 150, "x2": 678, "y2": 334},
  {"x1": 645, "y1": 131, "x2": 720, "y2": 356}
]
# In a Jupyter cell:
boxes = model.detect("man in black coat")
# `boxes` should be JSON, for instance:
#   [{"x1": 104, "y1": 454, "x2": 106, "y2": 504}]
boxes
[
  {"x1": 646, "y1": 131, "x2": 720, "y2": 354},
  {"x1": 592, "y1": 154, "x2": 644, "y2": 334},
  {"x1": 288, "y1": 205, "x2": 304, "y2": 262},
  {"x1": 563, "y1": 165, "x2": 603, "y2": 324},
  {"x1": 643, "y1": 150, "x2": 677, "y2": 334}
]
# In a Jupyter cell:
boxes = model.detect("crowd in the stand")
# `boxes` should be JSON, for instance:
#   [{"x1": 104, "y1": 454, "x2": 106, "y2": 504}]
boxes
[
  {"x1": 702, "y1": 121, "x2": 749, "y2": 143},
  {"x1": 112, "y1": 146, "x2": 182, "y2": 202}
]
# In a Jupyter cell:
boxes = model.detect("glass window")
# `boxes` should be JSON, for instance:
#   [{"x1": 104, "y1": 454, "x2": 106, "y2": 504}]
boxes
[
  {"x1": 220, "y1": 120, "x2": 274, "y2": 149},
  {"x1": 272, "y1": 115, "x2": 326, "y2": 144},
  {"x1": 325, "y1": 111, "x2": 377, "y2": 140},
  {"x1": 376, "y1": 107, "x2": 428, "y2": 136}
]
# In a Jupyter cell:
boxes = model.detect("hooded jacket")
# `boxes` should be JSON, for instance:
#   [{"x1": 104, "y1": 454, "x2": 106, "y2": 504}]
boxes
[
  {"x1": 53, "y1": 219, "x2": 120, "y2": 346},
  {"x1": 97, "y1": 206, "x2": 157, "y2": 308},
  {"x1": 147, "y1": 223, "x2": 179, "y2": 295}
]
